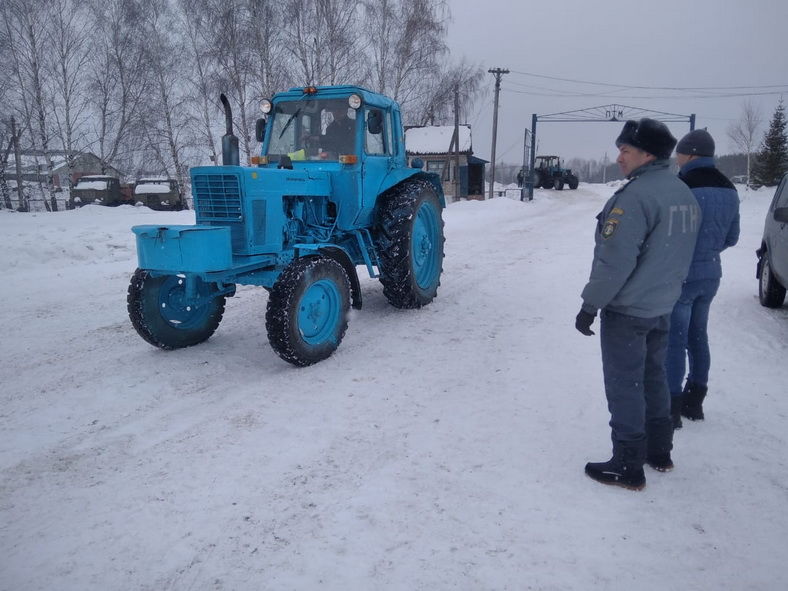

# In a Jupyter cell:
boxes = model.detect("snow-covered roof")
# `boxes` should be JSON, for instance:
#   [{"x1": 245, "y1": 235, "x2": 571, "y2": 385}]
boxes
[
  {"x1": 74, "y1": 180, "x2": 108, "y2": 191},
  {"x1": 405, "y1": 125, "x2": 472, "y2": 155},
  {"x1": 135, "y1": 183, "x2": 172, "y2": 194}
]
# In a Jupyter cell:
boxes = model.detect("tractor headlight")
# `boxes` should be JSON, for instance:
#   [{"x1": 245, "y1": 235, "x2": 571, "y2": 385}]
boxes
[
  {"x1": 348, "y1": 94, "x2": 362, "y2": 110},
  {"x1": 260, "y1": 99, "x2": 272, "y2": 114}
]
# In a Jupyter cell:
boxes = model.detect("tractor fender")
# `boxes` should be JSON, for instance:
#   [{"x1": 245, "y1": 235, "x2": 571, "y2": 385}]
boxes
[
  {"x1": 378, "y1": 170, "x2": 446, "y2": 208},
  {"x1": 293, "y1": 243, "x2": 362, "y2": 310}
]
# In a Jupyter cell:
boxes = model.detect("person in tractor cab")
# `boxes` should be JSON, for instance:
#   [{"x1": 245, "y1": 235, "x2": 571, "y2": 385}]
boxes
[{"x1": 322, "y1": 105, "x2": 356, "y2": 156}]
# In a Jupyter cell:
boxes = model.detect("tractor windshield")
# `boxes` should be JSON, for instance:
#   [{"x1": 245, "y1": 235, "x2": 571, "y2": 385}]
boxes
[{"x1": 266, "y1": 98, "x2": 358, "y2": 162}]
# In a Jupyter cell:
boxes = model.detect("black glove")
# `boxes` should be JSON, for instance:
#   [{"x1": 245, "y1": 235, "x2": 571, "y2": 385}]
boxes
[{"x1": 575, "y1": 309, "x2": 596, "y2": 336}]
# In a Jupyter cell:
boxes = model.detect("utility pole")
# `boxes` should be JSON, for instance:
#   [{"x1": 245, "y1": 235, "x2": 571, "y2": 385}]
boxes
[
  {"x1": 487, "y1": 67, "x2": 509, "y2": 200},
  {"x1": 453, "y1": 83, "x2": 461, "y2": 201}
]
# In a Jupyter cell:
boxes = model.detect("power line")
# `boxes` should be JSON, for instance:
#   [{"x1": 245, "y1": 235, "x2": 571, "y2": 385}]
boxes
[{"x1": 509, "y1": 69, "x2": 788, "y2": 92}]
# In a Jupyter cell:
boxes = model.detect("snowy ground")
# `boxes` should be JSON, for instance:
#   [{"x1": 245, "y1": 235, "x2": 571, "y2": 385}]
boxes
[{"x1": 1, "y1": 183, "x2": 786, "y2": 590}]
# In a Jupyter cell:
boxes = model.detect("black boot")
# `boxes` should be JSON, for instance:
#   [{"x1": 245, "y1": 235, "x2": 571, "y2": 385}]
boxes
[
  {"x1": 682, "y1": 382, "x2": 708, "y2": 421},
  {"x1": 585, "y1": 439, "x2": 646, "y2": 491},
  {"x1": 670, "y1": 394, "x2": 683, "y2": 430},
  {"x1": 646, "y1": 417, "x2": 674, "y2": 472}
]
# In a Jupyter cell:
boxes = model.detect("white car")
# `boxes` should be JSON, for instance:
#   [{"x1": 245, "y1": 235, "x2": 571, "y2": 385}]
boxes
[{"x1": 756, "y1": 172, "x2": 788, "y2": 307}]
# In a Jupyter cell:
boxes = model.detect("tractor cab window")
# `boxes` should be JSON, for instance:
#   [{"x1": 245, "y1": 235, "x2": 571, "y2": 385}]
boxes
[
  {"x1": 365, "y1": 108, "x2": 394, "y2": 156},
  {"x1": 265, "y1": 98, "x2": 357, "y2": 162}
]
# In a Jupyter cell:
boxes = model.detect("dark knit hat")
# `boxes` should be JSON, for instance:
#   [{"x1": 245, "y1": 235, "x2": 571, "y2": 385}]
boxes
[
  {"x1": 615, "y1": 118, "x2": 677, "y2": 160},
  {"x1": 676, "y1": 129, "x2": 715, "y2": 156}
]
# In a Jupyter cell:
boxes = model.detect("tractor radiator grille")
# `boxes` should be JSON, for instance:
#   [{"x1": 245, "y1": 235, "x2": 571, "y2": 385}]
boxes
[{"x1": 192, "y1": 173, "x2": 243, "y2": 221}]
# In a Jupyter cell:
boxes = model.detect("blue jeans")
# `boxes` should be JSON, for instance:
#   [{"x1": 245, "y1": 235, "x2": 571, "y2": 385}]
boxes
[
  {"x1": 600, "y1": 310, "x2": 671, "y2": 442},
  {"x1": 665, "y1": 278, "x2": 720, "y2": 395}
]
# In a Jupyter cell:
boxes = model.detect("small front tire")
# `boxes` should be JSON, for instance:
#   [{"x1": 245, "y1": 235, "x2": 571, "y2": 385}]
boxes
[{"x1": 127, "y1": 269, "x2": 227, "y2": 349}]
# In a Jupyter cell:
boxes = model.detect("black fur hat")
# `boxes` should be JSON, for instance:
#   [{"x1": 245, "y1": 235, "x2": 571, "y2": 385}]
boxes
[{"x1": 615, "y1": 118, "x2": 677, "y2": 160}]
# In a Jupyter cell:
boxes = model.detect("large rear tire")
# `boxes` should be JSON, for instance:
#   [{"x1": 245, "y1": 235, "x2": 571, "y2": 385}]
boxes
[
  {"x1": 759, "y1": 254, "x2": 787, "y2": 307},
  {"x1": 265, "y1": 256, "x2": 351, "y2": 366},
  {"x1": 127, "y1": 268, "x2": 226, "y2": 349},
  {"x1": 376, "y1": 179, "x2": 445, "y2": 308}
]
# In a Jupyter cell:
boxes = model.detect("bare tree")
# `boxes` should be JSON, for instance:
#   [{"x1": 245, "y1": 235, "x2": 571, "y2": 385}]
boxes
[
  {"x1": 86, "y1": 0, "x2": 149, "y2": 175},
  {"x1": 4, "y1": 0, "x2": 59, "y2": 211},
  {"x1": 282, "y1": 0, "x2": 364, "y2": 86},
  {"x1": 362, "y1": 0, "x2": 449, "y2": 111},
  {"x1": 139, "y1": 0, "x2": 191, "y2": 206},
  {"x1": 408, "y1": 58, "x2": 486, "y2": 127},
  {"x1": 47, "y1": 0, "x2": 94, "y2": 195},
  {"x1": 204, "y1": 0, "x2": 258, "y2": 163},
  {"x1": 178, "y1": 5, "x2": 220, "y2": 165},
  {"x1": 727, "y1": 99, "x2": 762, "y2": 184}
]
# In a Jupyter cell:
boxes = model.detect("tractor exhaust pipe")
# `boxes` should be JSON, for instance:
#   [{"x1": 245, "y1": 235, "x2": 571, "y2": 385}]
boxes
[{"x1": 220, "y1": 93, "x2": 239, "y2": 166}]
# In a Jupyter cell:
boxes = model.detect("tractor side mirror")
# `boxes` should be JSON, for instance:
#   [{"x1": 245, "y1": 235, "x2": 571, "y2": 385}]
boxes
[
  {"x1": 367, "y1": 109, "x2": 383, "y2": 135},
  {"x1": 255, "y1": 118, "x2": 266, "y2": 143},
  {"x1": 774, "y1": 206, "x2": 788, "y2": 223}
]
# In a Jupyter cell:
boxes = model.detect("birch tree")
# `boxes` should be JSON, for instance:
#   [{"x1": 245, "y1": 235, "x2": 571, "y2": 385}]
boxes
[
  {"x1": 362, "y1": 0, "x2": 448, "y2": 110},
  {"x1": 727, "y1": 99, "x2": 762, "y2": 185},
  {"x1": 4, "y1": 0, "x2": 59, "y2": 210},
  {"x1": 139, "y1": 0, "x2": 190, "y2": 205},
  {"x1": 48, "y1": 0, "x2": 94, "y2": 193},
  {"x1": 87, "y1": 0, "x2": 149, "y2": 175}
]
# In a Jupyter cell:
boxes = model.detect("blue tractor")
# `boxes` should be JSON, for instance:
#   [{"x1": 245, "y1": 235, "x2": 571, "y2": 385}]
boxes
[{"x1": 127, "y1": 85, "x2": 445, "y2": 366}]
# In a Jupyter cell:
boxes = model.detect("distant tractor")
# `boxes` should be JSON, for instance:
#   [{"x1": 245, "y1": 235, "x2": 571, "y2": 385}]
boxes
[
  {"x1": 134, "y1": 178, "x2": 184, "y2": 211},
  {"x1": 68, "y1": 175, "x2": 128, "y2": 208},
  {"x1": 534, "y1": 155, "x2": 579, "y2": 190},
  {"x1": 128, "y1": 85, "x2": 445, "y2": 366}
]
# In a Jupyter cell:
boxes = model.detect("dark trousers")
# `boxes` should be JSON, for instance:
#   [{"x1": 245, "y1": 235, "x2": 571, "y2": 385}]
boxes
[
  {"x1": 665, "y1": 278, "x2": 720, "y2": 394},
  {"x1": 600, "y1": 310, "x2": 672, "y2": 443}
]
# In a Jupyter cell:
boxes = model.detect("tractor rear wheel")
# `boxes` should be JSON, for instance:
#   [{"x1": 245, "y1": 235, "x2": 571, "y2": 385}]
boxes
[
  {"x1": 265, "y1": 256, "x2": 351, "y2": 366},
  {"x1": 376, "y1": 178, "x2": 445, "y2": 308},
  {"x1": 542, "y1": 177, "x2": 554, "y2": 189},
  {"x1": 127, "y1": 268, "x2": 226, "y2": 349}
]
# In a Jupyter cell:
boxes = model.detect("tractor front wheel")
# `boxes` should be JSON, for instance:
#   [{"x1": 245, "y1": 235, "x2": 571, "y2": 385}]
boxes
[
  {"x1": 376, "y1": 178, "x2": 445, "y2": 308},
  {"x1": 554, "y1": 178, "x2": 565, "y2": 190},
  {"x1": 265, "y1": 256, "x2": 351, "y2": 366},
  {"x1": 567, "y1": 175, "x2": 579, "y2": 190},
  {"x1": 127, "y1": 269, "x2": 227, "y2": 349}
]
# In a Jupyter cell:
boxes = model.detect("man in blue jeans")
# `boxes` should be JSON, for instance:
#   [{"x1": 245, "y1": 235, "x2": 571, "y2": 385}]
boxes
[
  {"x1": 666, "y1": 129, "x2": 740, "y2": 428},
  {"x1": 576, "y1": 119, "x2": 699, "y2": 490}
]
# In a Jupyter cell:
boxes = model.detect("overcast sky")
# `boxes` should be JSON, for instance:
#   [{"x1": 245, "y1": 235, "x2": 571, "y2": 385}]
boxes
[{"x1": 445, "y1": 0, "x2": 788, "y2": 166}]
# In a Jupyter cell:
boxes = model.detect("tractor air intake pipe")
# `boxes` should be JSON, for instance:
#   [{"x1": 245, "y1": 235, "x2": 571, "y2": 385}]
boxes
[{"x1": 220, "y1": 93, "x2": 239, "y2": 166}]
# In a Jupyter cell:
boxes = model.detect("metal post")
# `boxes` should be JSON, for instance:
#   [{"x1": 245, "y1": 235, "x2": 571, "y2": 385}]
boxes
[
  {"x1": 689, "y1": 113, "x2": 696, "y2": 131},
  {"x1": 487, "y1": 67, "x2": 509, "y2": 200},
  {"x1": 528, "y1": 113, "x2": 537, "y2": 200}
]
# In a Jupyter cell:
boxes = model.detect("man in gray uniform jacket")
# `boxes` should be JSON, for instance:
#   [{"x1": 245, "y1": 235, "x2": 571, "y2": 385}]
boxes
[{"x1": 575, "y1": 118, "x2": 700, "y2": 490}]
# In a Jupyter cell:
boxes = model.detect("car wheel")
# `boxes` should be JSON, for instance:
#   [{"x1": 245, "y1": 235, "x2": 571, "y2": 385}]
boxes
[{"x1": 759, "y1": 254, "x2": 787, "y2": 307}]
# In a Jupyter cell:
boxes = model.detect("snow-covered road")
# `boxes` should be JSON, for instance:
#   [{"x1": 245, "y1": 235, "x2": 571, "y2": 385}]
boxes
[{"x1": 1, "y1": 184, "x2": 786, "y2": 590}]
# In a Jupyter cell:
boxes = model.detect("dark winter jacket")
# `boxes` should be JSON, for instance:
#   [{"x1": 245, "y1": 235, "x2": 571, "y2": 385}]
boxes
[
  {"x1": 678, "y1": 157, "x2": 740, "y2": 281},
  {"x1": 581, "y1": 160, "x2": 700, "y2": 318}
]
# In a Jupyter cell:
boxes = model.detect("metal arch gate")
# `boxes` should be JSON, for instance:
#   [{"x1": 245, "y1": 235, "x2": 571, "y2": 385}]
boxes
[{"x1": 526, "y1": 104, "x2": 695, "y2": 200}]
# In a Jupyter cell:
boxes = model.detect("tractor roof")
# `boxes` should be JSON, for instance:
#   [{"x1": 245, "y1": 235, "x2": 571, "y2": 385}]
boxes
[{"x1": 275, "y1": 85, "x2": 398, "y2": 109}]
